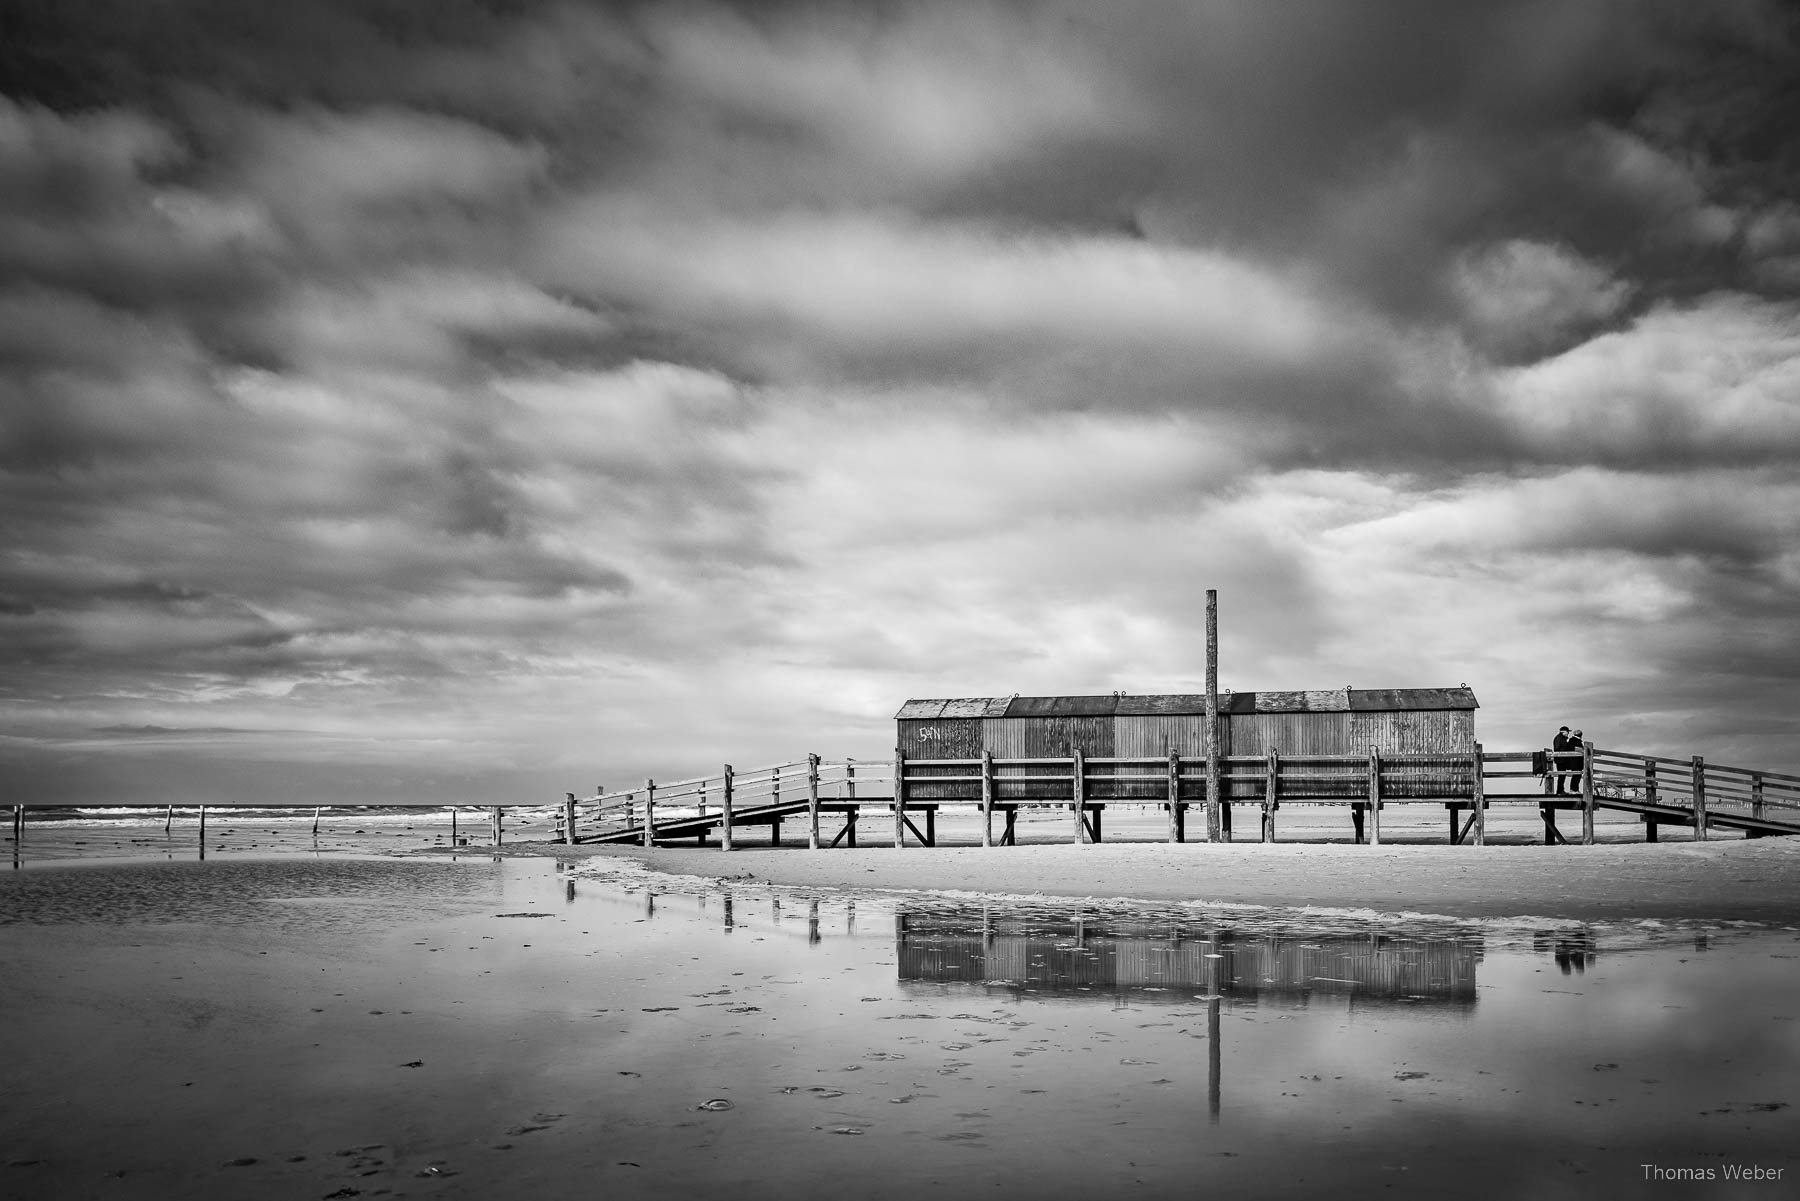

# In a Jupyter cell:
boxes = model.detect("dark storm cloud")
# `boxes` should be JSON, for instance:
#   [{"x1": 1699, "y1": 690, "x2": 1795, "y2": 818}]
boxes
[{"x1": 4, "y1": 0, "x2": 1800, "y2": 800}]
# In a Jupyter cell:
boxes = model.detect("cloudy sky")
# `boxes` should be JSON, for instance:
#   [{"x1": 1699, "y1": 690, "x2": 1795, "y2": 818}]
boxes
[{"x1": 4, "y1": 0, "x2": 1799, "y2": 807}]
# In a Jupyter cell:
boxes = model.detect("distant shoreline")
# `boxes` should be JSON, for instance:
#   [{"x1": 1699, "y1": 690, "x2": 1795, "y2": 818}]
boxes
[{"x1": 468, "y1": 838, "x2": 1800, "y2": 925}]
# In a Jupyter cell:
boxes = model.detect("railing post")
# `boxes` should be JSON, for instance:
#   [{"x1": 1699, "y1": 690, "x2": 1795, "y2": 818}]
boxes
[
  {"x1": 642, "y1": 778, "x2": 656, "y2": 848},
  {"x1": 1263, "y1": 748, "x2": 1278, "y2": 843},
  {"x1": 807, "y1": 753, "x2": 821, "y2": 851},
  {"x1": 1580, "y1": 741, "x2": 1595, "y2": 845},
  {"x1": 1471, "y1": 742, "x2": 1485, "y2": 846},
  {"x1": 846, "y1": 758, "x2": 857, "y2": 804},
  {"x1": 698, "y1": 778, "x2": 706, "y2": 820},
  {"x1": 1644, "y1": 759, "x2": 1657, "y2": 807},
  {"x1": 1071, "y1": 749, "x2": 1086, "y2": 844},
  {"x1": 894, "y1": 747, "x2": 907, "y2": 849},
  {"x1": 980, "y1": 750, "x2": 994, "y2": 848},
  {"x1": 722, "y1": 765, "x2": 735, "y2": 851},
  {"x1": 1205, "y1": 587, "x2": 1221, "y2": 843},
  {"x1": 563, "y1": 793, "x2": 578, "y2": 845},
  {"x1": 1752, "y1": 772, "x2": 1765, "y2": 823},
  {"x1": 1167, "y1": 749, "x2": 1180, "y2": 843},
  {"x1": 1368, "y1": 748, "x2": 1382, "y2": 846},
  {"x1": 1692, "y1": 755, "x2": 1708, "y2": 841}
]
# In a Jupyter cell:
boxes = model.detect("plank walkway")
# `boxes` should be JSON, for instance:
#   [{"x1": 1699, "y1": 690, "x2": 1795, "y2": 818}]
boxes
[{"x1": 561, "y1": 744, "x2": 1800, "y2": 848}]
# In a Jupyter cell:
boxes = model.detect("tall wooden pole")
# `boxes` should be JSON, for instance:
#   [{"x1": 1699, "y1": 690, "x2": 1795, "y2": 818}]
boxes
[
  {"x1": 1205, "y1": 588, "x2": 1221, "y2": 843},
  {"x1": 721, "y1": 765, "x2": 735, "y2": 851}
]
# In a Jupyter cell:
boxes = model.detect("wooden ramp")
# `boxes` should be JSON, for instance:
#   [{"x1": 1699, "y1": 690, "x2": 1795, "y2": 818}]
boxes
[{"x1": 558, "y1": 746, "x2": 1800, "y2": 848}]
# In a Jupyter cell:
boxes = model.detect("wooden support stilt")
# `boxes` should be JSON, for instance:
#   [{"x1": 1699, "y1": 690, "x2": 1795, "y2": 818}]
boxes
[
  {"x1": 1167, "y1": 749, "x2": 1181, "y2": 844},
  {"x1": 642, "y1": 778, "x2": 656, "y2": 848},
  {"x1": 1472, "y1": 742, "x2": 1485, "y2": 846},
  {"x1": 1368, "y1": 748, "x2": 1382, "y2": 846},
  {"x1": 722, "y1": 765, "x2": 735, "y2": 851},
  {"x1": 1205, "y1": 588, "x2": 1221, "y2": 843},
  {"x1": 1071, "y1": 749, "x2": 1086, "y2": 844},
  {"x1": 981, "y1": 750, "x2": 994, "y2": 848},
  {"x1": 1580, "y1": 741, "x2": 1595, "y2": 844},
  {"x1": 807, "y1": 753, "x2": 821, "y2": 851},
  {"x1": 1692, "y1": 755, "x2": 1708, "y2": 841},
  {"x1": 1262, "y1": 748, "x2": 1279, "y2": 843},
  {"x1": 893, "y1": 748, "x2": 907, "y2": 849}
]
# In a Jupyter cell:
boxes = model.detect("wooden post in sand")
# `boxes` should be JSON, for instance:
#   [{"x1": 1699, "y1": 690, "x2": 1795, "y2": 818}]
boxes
[
  {"x1": 165, "y1": 805, "x2": 174, "y2": 832},
  {"x1": 199, "y1": 805, "x2": 207, "y2": 843},
  {"x1": 1205, "y1": 589, "x2": 1221, "y2": 843},
  {"x1": 642, "y1": 779, "x2": 656, "y2": 848},
  {"x1": 807, "y1": 754, "x2": 821, "y2": 851},
  {"x1": 1471, "y1": 743, "x2": 1486, "y2": 846},
  {"x1": 722, "y1": 765, "x2": 735, "y2": 851},
  {"x1": 1166, "y1": 749, "x2": 1181, "y2": 843},
  {"x1": 12, "y1": 804, "x2": 22, "y2": 848},
  {"x1": 1580, "y1": 741, "x2": 1595, "y2": 844},
  {"x1": 490, "y1": 807, "x2": 503, "y2": 845},
  {"x1": 563, "y1": 793, "x2": 579, "y2": 845},
  {"x1": 1070, "y1": 749, "x2": 1086, "y2": 844},
  {"x1": 1367, "y1": 749, "x2": 1382, "y2": 846},
  {"x1": 980, "y1": 750, "x2": 994, "y2": 848},
  {"x1": 312, "y1": 806, "x2": 323, "y2": 836},
  {"x1": 1262, "y1": 748, "x2": 1279, "y2": 843},
  {"x1": 1691, "y1": 756, "x2": 1708, "y2": 841},
  {"x1": 893, "y1": 748, "x2": 907, "y2": 849}
]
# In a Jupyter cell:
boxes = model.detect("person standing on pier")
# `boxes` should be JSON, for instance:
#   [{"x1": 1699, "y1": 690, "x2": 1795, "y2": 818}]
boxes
[{"x1": 1551, "y1": 726, "x2": 1574, "y2": 795}]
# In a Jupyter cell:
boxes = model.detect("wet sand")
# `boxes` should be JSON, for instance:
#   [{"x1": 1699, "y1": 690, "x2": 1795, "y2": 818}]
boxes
[{"x1": 490, "y1": 835, "x2": 1800, "y2": 924}]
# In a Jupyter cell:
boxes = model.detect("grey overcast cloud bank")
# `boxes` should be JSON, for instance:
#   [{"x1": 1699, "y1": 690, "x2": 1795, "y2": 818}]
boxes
[{"x1": 3, "y1": 0, "x2": 1799, "y2": 806}]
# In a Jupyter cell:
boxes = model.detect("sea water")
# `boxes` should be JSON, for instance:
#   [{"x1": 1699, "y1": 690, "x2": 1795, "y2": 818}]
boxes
[{"x1": 0, "y1": 854, "x2": 1794, "y2": 1200}]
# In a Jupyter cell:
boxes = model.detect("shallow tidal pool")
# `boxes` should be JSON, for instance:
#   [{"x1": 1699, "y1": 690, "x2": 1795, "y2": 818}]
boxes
[{"x1": 1, "y1": 854, "x2": 1795, "y2": 1200}]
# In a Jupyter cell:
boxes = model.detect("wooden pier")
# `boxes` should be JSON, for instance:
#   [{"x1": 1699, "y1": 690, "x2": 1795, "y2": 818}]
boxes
[{"x1": 558, "y1": 743, "x2": 1800, "y2": 848}]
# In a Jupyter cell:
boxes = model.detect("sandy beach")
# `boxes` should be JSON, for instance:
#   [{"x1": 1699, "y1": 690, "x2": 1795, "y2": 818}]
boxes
[{"x1": 484, "y1": 836, "x2": 1800, "y2": 925}]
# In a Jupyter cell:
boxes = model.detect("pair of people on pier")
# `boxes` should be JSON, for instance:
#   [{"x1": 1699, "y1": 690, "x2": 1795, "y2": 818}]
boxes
[{"x1": 1549, "y1": 726, "x2": 1585, "y2": 795}]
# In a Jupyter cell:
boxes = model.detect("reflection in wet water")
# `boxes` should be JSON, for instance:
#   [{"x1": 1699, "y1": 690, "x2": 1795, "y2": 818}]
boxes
[{"x1": 3, "y1": 857, "x2": 1795, "y2": 1201}]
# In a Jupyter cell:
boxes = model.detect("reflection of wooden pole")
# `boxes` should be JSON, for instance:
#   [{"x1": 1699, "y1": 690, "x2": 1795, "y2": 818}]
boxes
[
  {"x1": 723, "y1": 890, "x2": 734, "y2": 930},
  {"x1": 1205, "y1": 589, "x2": 1221, "y2": 843},
  {"x1": 808, "y1": 899, "x2": 820, "y2": 945},
  {"x1": 1208, "y1": 995, "x2": 1222, "y2": 1123}
]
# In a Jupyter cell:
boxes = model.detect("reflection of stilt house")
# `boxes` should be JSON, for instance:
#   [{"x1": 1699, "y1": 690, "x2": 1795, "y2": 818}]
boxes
[
  {"x1": 896, "y1": 688, "x2": 1478, "y2": 801},
  {"x1": 896, "y1": 913, "x2": 1480, "y2": 1010}
]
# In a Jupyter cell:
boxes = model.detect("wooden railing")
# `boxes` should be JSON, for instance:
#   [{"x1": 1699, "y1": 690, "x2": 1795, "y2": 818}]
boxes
[
  {"x1": 559, "y1": 743, "x2": 1800, "y2": 848},
  {"x1": 560, "y1": 757, "x2": 893, "y2": 850}
]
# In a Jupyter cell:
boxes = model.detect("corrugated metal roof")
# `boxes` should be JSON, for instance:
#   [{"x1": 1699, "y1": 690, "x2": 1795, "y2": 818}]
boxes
[
  {"x1": 1347, "y1": 687, "x2": 1478, "y2": 711},
  {"x1": 899, "y1": 687, "x2": 1477, "y2": 719},
  {"x1": 1114, "y1": 693, "x2": 1212, "y2": 715},
  {"x1": 1003, "y1": 694, "x2": 1119, "y2": 717}
]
